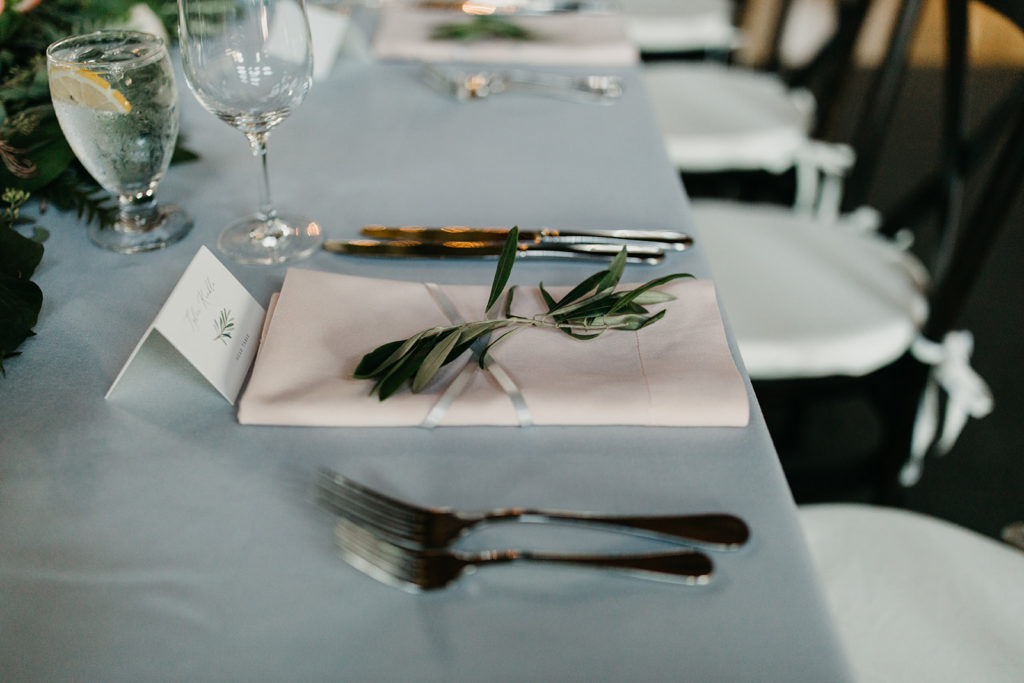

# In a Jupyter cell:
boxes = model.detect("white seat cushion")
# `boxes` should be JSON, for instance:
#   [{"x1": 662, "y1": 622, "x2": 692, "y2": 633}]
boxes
[
  {"x1": 692, "y1": 200, "x2": 928, "y2": 378},
  {"x1": 643, "y1": 62, "x2": 815, "y2": 173},
  {"x1": 800, "y1": 504, "x2": 1024, "y2": 683},
  {"x1": 619, "y1": 0, "x2": 739, "y2": 53}
]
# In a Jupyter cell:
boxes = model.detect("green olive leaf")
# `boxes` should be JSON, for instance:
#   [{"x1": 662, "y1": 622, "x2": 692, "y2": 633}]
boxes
[
  {"x1": 486, "y1": 227, "x2": 518, "y2": 313},
  {"x1": 412, "y1": 329, "x2": 462, "y2": 393}
]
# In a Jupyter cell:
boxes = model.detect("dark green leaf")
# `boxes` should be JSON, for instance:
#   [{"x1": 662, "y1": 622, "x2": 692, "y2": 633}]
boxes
[
  {"x1": 503, "y1": 285, "x2": 517, "y2": 318},
  {"x1": 548, "y1": 290, "x2": 615, "y2": 319},
  {"x1": 479, "y1": 327, "x2": 524, "y2": 368},
  {"x1": 0, "y1": 276, "x2": 43, "y2": 372},
  {"x1": 539, "y1": 283, "x2": 557, "y2": 311},
  {"x1": 485, "y1": 226, "x2": 518, "y2": 312},
  {"x1": 560, "y1": 328, "x2": 602, "y2": 340},
  {"x1": 377, "y1": 349, "x2": 429, "y2": 400},
  {"x1": 0, "y1": 222, "x2": 45, "y2": 279},
  {"x1": 549, "y1": 270, "x2": 607, "y2": 312},
  {"x1": 608, "y1": 273, "x2": 694, "y2": 315},
  {"x1": 595, "y1": 247, "x2": 628, "y2": 294},
  {"x1": 353, "y1": 339, "x2": 404, "y2": 378},
  {"x1": 636, "y1": 309, "x2": 668, "y2": 329},
  {"x1": 0, "y1": 110, "x2": 76, "y2": 192},
  {"x1": 412, "y1": 329, "x2": 462, "y2": 393}
]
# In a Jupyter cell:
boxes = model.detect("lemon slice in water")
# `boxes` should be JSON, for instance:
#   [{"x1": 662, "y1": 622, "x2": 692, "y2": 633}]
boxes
[{"x1": 49, "y1": 66, "x2": 131, "y2": 114}]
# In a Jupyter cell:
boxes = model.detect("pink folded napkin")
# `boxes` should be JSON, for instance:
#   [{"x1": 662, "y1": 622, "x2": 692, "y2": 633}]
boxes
[
  {"x1": 236, "y1": 268, "x2": 749, "y2": 427},
  {"x1": 371, "y1": 6, "x2": 639, "y2": 66}
]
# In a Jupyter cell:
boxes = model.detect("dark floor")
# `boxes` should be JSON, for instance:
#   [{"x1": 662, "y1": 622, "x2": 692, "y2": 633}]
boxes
[{"x1": 683, "y1": 68, "x2": 1024, "y2": 542}]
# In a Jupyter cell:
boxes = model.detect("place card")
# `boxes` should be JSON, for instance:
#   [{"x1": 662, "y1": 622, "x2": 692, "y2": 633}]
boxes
[{"x1": 106, "y1": 246, "x2": 264, "y2": 404}]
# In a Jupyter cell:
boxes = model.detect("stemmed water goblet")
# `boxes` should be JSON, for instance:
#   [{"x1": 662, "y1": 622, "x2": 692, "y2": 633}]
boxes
[
  {"x1": 177, "y1": 0, "x2": 322, "y2": 265},
  {"x1": 47, "y1": 31, "x2": 192, "y2": 253}
]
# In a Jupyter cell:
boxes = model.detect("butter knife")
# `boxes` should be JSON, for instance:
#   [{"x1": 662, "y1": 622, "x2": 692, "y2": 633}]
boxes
[
  {"x1": 360, "y1": 225, "x2": 693, "y2": 252},
  {"x1": 323, "y1": 239, "x2": 664, "y2": 264}
]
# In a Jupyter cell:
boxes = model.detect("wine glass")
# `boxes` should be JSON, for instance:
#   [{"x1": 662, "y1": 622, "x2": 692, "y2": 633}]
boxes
[
  {"x1": 178, "y1": 0, "x2": 322, "y2": 265},
  {"x1": 47, "y1": 31, "x2": 192, "y2": 253}
]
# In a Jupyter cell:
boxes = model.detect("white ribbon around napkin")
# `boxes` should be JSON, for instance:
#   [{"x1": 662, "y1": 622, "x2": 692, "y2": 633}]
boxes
[
  {"x1": 371, "y1": 6, "x2": 639, "y2": 66},
  {"x1": 236, "y1": 268, "x2": 750, "y2": 428}
]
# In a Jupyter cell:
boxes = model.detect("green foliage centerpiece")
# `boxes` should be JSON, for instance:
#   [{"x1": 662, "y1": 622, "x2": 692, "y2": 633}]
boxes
[
  {"x1": 0, "y1": 1, "x2": 188, "y2": 373},
  {"x1": 355, "y1": 227, "x2": 693, "y2": 400}
]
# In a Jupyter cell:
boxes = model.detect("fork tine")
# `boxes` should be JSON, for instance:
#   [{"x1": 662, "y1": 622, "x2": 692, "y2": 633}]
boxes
[
  {"x1": 317, "y1": 469, "x2": 429, "y2": 540},
  {"x1": 318, "y1": 469, "x2": 425, "y2": 523},
  {"x1": 318, "y1": 477, "x2": 417, "y2": 527},
  {"x1": 335, "y1": 518, "x2": 429, "y2": 591}
]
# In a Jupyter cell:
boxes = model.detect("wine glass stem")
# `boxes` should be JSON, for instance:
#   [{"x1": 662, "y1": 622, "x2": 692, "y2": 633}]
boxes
[
  {"x1": 247, "y1": 132, "x2": 278, "y2": 227},
  {"x1": 117, "y1": 190, "x2": 159, "y2": 232}
]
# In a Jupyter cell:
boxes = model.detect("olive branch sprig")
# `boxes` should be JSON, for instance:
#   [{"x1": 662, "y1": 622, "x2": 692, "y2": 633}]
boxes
[
  {"x1": 354, "y1": 227, "x2": 693, "y2": 400},
  {"x1": 431, "y1": 15, "x2": 534, "y2": 42}
]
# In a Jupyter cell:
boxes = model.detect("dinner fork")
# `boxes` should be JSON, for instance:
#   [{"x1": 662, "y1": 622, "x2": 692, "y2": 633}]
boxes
[
  {"x1": 334, "y1": 518, "x2": 714, "y2": 592},
  {"x1": 317, "y1": 469, "x2": 749, "y2": 550}
]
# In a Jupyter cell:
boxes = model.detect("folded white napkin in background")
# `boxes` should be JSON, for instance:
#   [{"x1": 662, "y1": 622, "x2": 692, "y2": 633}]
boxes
[
  {"x1": 237, "y1": 268, "x2": 749, "y2": 427},
  {"x1": 371, "y1": 6, "x2": 639, "y2": 66}
]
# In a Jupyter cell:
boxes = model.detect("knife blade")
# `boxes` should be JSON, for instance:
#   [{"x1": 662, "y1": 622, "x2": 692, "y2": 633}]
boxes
[
  {"x1": 323, "y1": 239, "x2": 664, "y2": 264},
  {"x1": 360, "y1": 225, "x2": 693, "y2": 251}
]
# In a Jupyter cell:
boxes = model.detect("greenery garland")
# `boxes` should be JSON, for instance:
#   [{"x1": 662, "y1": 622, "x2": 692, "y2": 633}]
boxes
[{"x1": 0, "y1": 1, "x2": 187, "y2": 375}]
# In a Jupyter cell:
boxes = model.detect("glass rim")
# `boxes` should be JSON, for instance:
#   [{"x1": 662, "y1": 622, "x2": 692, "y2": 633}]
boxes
[{"x1": 46, "y1": 30, "x2": 167, "y2": 72}]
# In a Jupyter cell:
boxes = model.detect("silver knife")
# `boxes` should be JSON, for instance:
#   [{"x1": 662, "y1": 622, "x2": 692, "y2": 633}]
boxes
[
  {"x1": 360, "y1": 225, "x2": 693, "y2": 252},
  {"x1": 323, "y1": 239, "x2": 664, "y2": 264}
]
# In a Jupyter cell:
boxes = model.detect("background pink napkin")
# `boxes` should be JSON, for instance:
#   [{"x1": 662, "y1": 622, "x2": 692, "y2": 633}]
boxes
[
  {"x1": 371, "y1": 7, "x2": 639, "y2": 66},
  {"x1": 237, "y1": 268, "x2": 749, "y2": 427}
]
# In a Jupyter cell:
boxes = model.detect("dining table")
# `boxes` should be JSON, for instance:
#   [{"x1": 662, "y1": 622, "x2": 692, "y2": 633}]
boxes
[{"x1": 0, "y1": 10, "x2": 854, "y2": 681}]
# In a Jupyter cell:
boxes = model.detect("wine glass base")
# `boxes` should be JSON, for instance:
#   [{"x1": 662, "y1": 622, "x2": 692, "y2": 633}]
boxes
[
  {"x1": 217, "y1": 213, "x2": 323, "y2": 265},
  {"x1": 89, "y1": 205, "x2": 193, "y2": 254}
]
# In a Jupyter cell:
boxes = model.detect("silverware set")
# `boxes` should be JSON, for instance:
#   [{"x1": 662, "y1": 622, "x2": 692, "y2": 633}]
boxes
[
  {"x1": 323, "y1": 225, "x2": 693, "y2": 264},
  {"x1": 317, "y1": 468, "x2": 749, "y2": 592},
  {"x1": 422, "y1": 64, "x2": 623, "y2": 104}
]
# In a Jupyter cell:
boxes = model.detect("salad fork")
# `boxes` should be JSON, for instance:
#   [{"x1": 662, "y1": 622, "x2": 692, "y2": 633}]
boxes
[
  {"x1": 334, "y1": 518, "x2": 714, "y2": 592},
  {"x1": 317, "y1": 469, "x2": 750, "y2": 550}
]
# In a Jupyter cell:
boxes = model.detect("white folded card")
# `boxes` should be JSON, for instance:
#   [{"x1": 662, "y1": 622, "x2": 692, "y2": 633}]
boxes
[
  {"x1": 237, "y1": 268, "x2": 749, "y2": 427},
  {"x1": 106, "y1": 247, "x2": 264, "y2": 404},
  {"x1": 371, "y1": 6, "x2": 639, "y2": 66}
]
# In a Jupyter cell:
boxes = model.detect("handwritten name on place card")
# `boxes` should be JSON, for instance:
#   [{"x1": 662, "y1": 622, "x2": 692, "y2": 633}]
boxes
[{"x1": 106, "y1": 246, "x2": 265, "y2": 404}]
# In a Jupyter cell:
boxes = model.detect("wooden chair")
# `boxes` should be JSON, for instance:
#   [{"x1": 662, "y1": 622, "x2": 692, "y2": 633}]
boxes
[
  {"x1": 693, "y1": 0, "x2": 1024, "y2": 502},
  {"x1": 642, "y1": 0, "x2": 871, "y2": 208}
]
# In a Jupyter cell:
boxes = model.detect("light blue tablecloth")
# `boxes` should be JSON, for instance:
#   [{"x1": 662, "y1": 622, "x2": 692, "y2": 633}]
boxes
[{"x1": 0, "y1": 49, "x2": 853, "y2": 681}]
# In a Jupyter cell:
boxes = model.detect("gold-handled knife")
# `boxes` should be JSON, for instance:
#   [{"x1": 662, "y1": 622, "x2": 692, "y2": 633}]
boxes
[
  {"x1": 323, "y1": 239, "x2": 664, "y2": 264},
  {"x1": 360, "y1": 225, "x2": 693, "y2": 251},
  {"x1": 415, "y1": 1, "x2": 609, "y2": 15}
]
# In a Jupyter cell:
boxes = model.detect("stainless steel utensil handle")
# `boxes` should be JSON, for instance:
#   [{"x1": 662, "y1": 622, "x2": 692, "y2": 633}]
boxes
[
  {"x1": 481, "y1": 510, "x2": 750, "y2": 549},
  {"x1": 479, "y1": 549, "x2": 713, "y2": 584}
]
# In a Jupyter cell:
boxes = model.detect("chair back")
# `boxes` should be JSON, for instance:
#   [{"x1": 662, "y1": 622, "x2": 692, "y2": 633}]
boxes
[
  {"x1": 781, "y1": 0, "x2": 874, "y2": 137},
  {"x1": 845, "y1": 0, "x2": 1024, "y2": 502},
  {"x1": 843, "y1": 0, "x2": 1024, "y2": 335}
]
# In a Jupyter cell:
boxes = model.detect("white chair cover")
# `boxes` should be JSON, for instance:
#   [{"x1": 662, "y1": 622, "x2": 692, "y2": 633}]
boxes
[
  {"x1": 643, "y1": 62, "x2": 816, "y2": 173},
  {"x1": 618, "y1": 0, "x2": 740, "y2": 54},
  {"x1": 800, "y1": 504, "x2": 1024, "y2": 683},
  {"x1": 691, "y1": 200, "x2": 929, "y2": 379}
]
